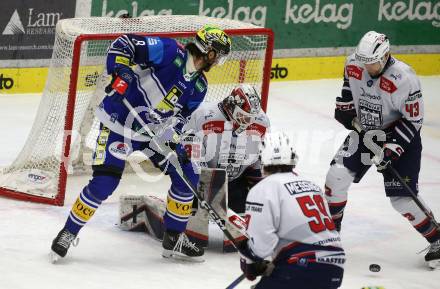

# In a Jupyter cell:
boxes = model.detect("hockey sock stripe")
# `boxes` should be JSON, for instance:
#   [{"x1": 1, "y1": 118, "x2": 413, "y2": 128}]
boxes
[
  {"x1": 166, "y1": 195, "x2": 193, "y2": 219},
  {"x1": 414, "y1": 217, "x2": 430, "y2": 229},
  {"x1": 68, "y1": 212, "x2": 86, "y2": 226},
  {"x1": 164, "y1": 211, "x2": 190, "y2": 223},
  {"x1": 328, "y1": 201, "x2": 346, "y2": 219},
  {"x1": 413, "y1": 217, "x2": 440, "y2": 242},
  {"x1": 399, "y1": 120, "x2": 415, "y2": 138},
  {"x1": 168, "y1": 188, "x2": 194, "y2": 202},
  {"x1": 80, "y1": 188, "x2": 101, "y2": 208},
  {"x1": 395, "y1": 127, "x2": 411, "y2": 143},
  {"x1": 71, "y1": 196, "x2": 97, "y2": 222}
]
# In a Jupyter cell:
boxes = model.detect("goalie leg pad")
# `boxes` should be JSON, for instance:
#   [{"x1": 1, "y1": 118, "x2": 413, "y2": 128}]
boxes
[{"x1": 390, "y1": 196, "x2": 440, "y2": 243}]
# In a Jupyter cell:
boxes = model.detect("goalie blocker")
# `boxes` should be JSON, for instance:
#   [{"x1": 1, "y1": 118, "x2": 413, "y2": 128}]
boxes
[{"x1": 119, "y1": 168, "x2": 245, "y2": 252}]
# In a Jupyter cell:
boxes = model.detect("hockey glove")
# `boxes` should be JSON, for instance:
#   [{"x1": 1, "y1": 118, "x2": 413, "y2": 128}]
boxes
[
  {"x1": 105, "y1": 66, "x2": 135, "y2": 101},
  {"x1": 374, "y1": 143, "x2": 404, "y2": 172},
  {"x1": 334, "y1": 108, "x2": 357, "y2": 130},
  {"x1": 240, "y1": 258, "x2": 270, "y2": 281}
]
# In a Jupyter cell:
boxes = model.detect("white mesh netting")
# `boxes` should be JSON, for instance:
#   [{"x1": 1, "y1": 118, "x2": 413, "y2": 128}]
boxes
[{"x1": 0, "y1": 15, "x2": 271, "y2": 204}]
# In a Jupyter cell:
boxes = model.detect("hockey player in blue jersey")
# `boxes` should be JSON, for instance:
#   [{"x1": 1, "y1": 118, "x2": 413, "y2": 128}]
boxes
[{"x1": 50, "y1": 25, "x2": 231, "y2": 262}]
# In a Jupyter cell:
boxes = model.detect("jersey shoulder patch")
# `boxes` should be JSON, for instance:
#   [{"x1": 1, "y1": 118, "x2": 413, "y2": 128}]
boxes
[
  {"x1": 247, "y1": 113, "x2": 269, "y2": 136},
  {"x1": 195, "y1": 74, "x2": 208, "y2": 93},
  {"x1": 346, "y1": 65, "x2": 363, "y2": 80},
  {"x1": 148, "y1": 37, "x2": 180, "y2": 67},
  {"x1": 379, "y1": 76, "x2": 397, "y2": 93}
]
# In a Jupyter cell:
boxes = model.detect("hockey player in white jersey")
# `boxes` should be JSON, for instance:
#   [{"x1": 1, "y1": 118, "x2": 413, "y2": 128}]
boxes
[
  {"x1": 239, "y1": 132, "x2": 345, "y2": 289},
  {"x1": 325, "y1": 31, "x2": 440, "y2": 268},
  {"x1": 182, "y1": 84, "x2": 270, "y2": 214}
]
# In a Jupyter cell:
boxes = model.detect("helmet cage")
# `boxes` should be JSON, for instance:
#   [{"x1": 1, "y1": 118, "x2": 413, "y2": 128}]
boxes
[
  {"x1": 222, "y1": 84, "x2": 261, "y2": 131},
  {"x1": 231, "y1": 105, "x2": 256, "y2": 127}
]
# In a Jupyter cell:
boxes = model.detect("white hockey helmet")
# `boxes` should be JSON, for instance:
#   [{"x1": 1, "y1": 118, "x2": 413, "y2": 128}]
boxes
[
  {"x1": 260, "y1": 131, "x2": 298, "y2": 166},
  {"x1": 355, "y1": 31, "x2": 390, "y2": 67},
  {"x1": 221, "y1": 84, "x2": 261, "y2": 132}
]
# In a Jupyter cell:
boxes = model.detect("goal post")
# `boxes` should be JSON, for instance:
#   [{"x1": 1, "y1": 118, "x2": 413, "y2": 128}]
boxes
[{"x1": 0, "y1": 16, "x2": 274, "y2": 206}]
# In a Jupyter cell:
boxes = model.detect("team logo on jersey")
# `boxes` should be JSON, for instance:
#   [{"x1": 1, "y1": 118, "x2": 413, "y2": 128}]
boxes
[
  {"x1": 379, "y1": 76, "x2": 397, "y2": 93},
  {"x1": 367, "y1": 80, "x2": 373, "y2": 87},
  {"x1": 359, "y1": 99, "x2": 383, "y2": 129},
  {"x1": 156, "y1": 85, "x2": 183, "y2": 113}
]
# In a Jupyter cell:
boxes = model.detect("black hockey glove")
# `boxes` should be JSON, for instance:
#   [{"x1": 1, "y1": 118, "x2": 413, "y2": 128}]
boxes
[
  {"x1": 240, "y1": 258, "x2": 270, "y2": 281},
  {"x1": 334, "y1": 108, "x2": 357, "y2": 130},
  {"x1": 237, "y1": 240, "x2": 271, "y2": 281},
  {"x1": 374, "y1": 143, "x2": 404, "y2": 172},
  {"x1": 105, "y1": 66, "x2": 135, "y2": 101}
]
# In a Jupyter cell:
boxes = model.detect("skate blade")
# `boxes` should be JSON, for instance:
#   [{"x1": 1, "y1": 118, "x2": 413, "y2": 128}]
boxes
[
  {"x1": 428, "y1": 259, "x2": 440, "y2": 270},
  {"x1": 49, "y1": 251, "x2": 62, "y2": 264},
  {"x1": 162, "y1": 249, "x2": 205, "y2": 263}
]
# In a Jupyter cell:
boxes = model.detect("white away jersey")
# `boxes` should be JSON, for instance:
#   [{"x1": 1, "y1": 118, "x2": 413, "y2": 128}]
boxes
[
  {"x1": 245, "y1": 172, "x2": 342, "y2": 259},
  {"x1": 343, "y1": 54, "x2": 423, "y2": 131},
  {"x1": 182, "y1": 102, "x2": 269, "y2": 181}
]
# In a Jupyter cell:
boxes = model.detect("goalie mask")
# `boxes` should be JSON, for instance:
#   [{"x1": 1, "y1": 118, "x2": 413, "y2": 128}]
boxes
[
  {"x1": 260, "y1": 131, "x2": 298, "y2": 167},
  {"x1": 221, "y1": 84, "x2": 261, "y2": 133},
  {"x1": 195, "y1": 25, "x2": 231, "y2": 66},
  {"x1": 355, "y1": 31, "x2": 390, "y2": 75}
]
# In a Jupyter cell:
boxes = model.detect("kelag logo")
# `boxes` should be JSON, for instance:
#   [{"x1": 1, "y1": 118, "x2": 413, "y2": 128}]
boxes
[{"x1": 0, "y1": 74, "x2": 14, "y2": 89}]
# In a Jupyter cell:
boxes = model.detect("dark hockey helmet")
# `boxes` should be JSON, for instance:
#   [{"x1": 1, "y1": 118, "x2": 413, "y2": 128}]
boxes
[
  {"x1": 195, "y1": 25, "x2": 231, "y2": 65},
  {"x1": 221, "y1": 84, "x2": 261, "y2": 131}
]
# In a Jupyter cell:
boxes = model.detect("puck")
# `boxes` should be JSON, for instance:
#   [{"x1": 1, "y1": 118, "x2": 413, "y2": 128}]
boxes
[{"x1": 369, "y1": 263, "x2": 381, "y2": 272}]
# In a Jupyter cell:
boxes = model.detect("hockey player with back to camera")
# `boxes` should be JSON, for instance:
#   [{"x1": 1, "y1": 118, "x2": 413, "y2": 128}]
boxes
[
  {"x1": 238, "y1": 132, "x2": 345, "y2": 289},
  {"x1": 324, "y1": 30, "x2": 440, "y2": 269},
  {"x1": 50, "y1": 25, "x2": 231, "y2": 262}
]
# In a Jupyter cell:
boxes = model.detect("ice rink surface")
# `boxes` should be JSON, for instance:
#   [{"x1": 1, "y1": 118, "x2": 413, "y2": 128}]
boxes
[{"x1": 0, "y1": 76, "x2": 439, "y2": 289}]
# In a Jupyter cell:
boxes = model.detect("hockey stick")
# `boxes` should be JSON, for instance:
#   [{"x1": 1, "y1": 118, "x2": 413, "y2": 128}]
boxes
[
  {"x1": 122, "y1": 99, "x2": 245, "y2": 251},
  {"x1": 227, "y1": 209, "x2": 250, "y2": 239},
  {"x1": 225, "y1": 274, "x2": 246, "y2": 289},
  {"x1": 352, "y1": 118, "x2": 440, "y2": 229}
]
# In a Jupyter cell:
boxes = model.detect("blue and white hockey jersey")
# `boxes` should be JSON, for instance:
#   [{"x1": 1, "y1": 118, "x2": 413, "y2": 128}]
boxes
[{"x1": 96, "y1": 34, "x2": 208, "y2": 140}]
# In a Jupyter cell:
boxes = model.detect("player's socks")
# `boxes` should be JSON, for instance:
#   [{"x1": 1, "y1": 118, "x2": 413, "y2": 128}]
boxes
[{"x1": 162, "y1": 230, "x2": 204, "y2": 262}]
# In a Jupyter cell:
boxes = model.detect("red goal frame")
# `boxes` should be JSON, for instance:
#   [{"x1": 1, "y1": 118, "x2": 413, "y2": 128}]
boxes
[{"x1": 0, "y1": 28, "x2": 274, "y2": 206}]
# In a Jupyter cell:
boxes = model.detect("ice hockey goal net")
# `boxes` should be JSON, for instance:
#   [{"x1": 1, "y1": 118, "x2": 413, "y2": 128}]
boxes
[{"x1": 0, "y1": 16, "x2": 274, "y2": 206}]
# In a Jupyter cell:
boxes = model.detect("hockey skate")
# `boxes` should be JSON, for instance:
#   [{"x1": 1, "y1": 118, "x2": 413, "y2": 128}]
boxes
[
  {"x1": 50, "y1": 228, "x2": 78, "y2": 263},
  {"x1": 162, "y1": 230, "x2": 204, "y2": 262},
  {"x1": 425, "y1": 239, "x2": 440, "y2": 269}
]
